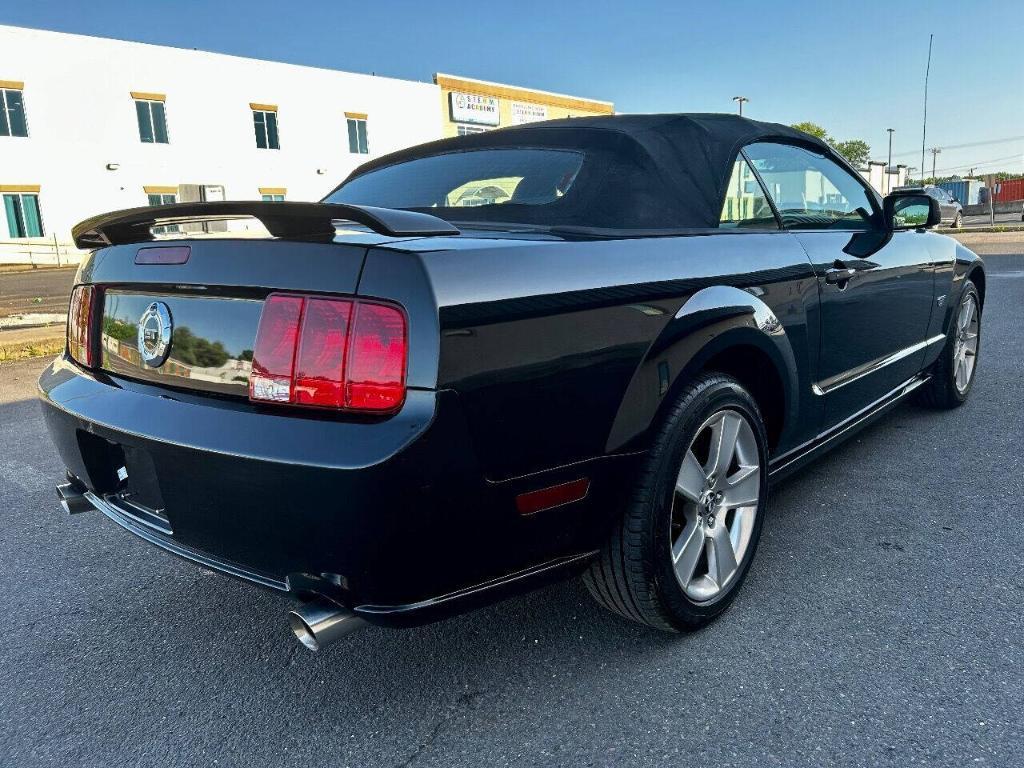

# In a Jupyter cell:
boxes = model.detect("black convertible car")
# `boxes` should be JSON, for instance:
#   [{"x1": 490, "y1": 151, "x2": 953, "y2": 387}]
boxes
[{"x1": 41, "y1": 114, "x2": 984, "y2": 651}]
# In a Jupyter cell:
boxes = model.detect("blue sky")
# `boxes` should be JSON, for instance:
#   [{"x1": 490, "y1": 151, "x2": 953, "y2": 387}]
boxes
[{"x1": 4, "y1": 0, "x2": 1023, "y2": 176}]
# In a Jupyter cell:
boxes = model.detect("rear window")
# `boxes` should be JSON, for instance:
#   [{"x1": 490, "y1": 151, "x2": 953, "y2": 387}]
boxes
[{"x1": 326, "y1": 148, "x2": 584, "y2": 212}]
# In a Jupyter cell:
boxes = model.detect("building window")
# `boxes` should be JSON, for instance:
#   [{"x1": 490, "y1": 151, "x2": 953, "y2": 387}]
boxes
[
  {"x1": 252, "y1": 104, "x2": 280, "y2": 150},
  {"x1": 456, "y1": 124, "x2": 487, "y2": 136},
  {"x1": 259, "y1": 187, "x2": 286, "y2": 202},
  {"x1": 3, "y1": 191, "x2": 44, "y2": 238},
  {"x1": 133, "y1": 93, "x2": 168, "y2": 144},
  {"x1": 145, "y1": 187, "x2": 178, "y2": 233},
  {"x1": 346, "y1": 113, "x2": 369, "y2": 154},
  {"x1": 0, "y1": 83, "x2": 28, "y2": 137}
]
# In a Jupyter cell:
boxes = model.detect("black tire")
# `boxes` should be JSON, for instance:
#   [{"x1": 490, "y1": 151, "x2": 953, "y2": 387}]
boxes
[
  {"x1": 583, "y1": 373, "x2": 769, "y2": 632},
  {"x1": 917, "y1": 280, "x2": 981, "y2": 409}
]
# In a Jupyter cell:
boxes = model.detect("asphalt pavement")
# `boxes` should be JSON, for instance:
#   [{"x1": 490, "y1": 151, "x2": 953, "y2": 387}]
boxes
[
  {"x1": 1, "y1": 248, "x2": 1022, "y2": 767},
  {"x1": 0, "y1": 266, "x2": 76, "y2": 319},
  {"x1": 962, "y1": 211, "x2": 1024, "y2": 228}
]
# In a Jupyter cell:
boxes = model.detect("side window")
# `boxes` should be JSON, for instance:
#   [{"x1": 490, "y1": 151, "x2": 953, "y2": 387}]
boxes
[
  {"x1": 146, "y1": 189, "x2": 179, "y2": 234},
  {"x1": 744, "y1": 142, "x2": 878, "y2": 230},
  {"x1": 3, "y1": 191, "x2": 44, "y2": 237},
  {"x1": 0, "y1": 86, "x2": 29, "y2": 137},
  {"x1": 252, "y1": 105, "x2": 280, "y2": 150},
  {"x1": 259, "y1": 187, "x2": 286, "y2": 202},
  {"x1": 719, "y1": 155, "x2": 778, "y2": 229},
  {"x1": 346, "y1": 113, "x2": 369, "y2": 154},
  {"x1": 134, "y1": 96, "x2": 168, "y2": 144}
]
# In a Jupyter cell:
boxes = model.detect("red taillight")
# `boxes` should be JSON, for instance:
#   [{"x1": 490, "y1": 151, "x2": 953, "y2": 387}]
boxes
[
  {"x1": 249, "y1": 295, "x2": 303, "y2": 403},
  {"x1": 346, "y1": 302, "x2": 407, "y2": 411},
  {"x1": 249, "y1": 294, "x2": 407, "y2": 413},
  {"x1": 294, "y1": 298, "x2": 352, "y2": 408},
  {"x1": 67, "y1": 285, "x2": 96, "y2": 367}
]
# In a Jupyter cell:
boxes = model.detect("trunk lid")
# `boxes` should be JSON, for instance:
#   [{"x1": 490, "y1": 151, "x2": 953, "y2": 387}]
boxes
[{"x1": 87, "y1": 239, "x2": 371, "y2": 395}]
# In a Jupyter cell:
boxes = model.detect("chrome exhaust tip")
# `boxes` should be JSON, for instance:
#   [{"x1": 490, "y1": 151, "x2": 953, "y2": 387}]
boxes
[
  {"x1": 56, "y1": 482, "x2": 93, "y2": 515},
  {"x1": 288, "y1": 597, "x2": 366, "y2": 651}
]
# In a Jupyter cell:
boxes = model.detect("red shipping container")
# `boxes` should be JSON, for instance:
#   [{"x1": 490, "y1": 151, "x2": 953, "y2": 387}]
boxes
[{"x1": 994, "y1": 177, "x2": 1024, "y2": 203}]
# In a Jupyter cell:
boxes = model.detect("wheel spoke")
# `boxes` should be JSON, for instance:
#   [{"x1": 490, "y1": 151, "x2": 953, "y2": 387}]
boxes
[
  {"x1": 675, "y1": 449, "x2": 707, "y2": 502},
  {"x1": 708, "y1": 523, "x2": 738, "y2": 588},
  {"x1": 723, "y1": 465, "x2": 760, "y2": 508},
  {"x1": 958, "y1": 300, "x2": 972, "y2": 329},
  {"x1": 955, "y1": 357, "x2": 967, "y2": 390},
  {"x1": 705, "y1": 412, "x2": 741, "y2": 479},
  {"x1": 672, "y1": 523, "x2": 704, "y2": 586}
]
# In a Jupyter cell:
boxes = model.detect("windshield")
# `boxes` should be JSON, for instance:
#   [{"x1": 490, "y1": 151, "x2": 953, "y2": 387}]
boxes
[{"x1": 325, "y1": 148, "x2": 585, "y2": 216}]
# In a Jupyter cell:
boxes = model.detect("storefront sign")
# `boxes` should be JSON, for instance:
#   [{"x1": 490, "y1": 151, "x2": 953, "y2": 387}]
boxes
[
  {"x1": 511, "y1": 102, "x2": 548, "y2": 125},
  {"x1": 449, "y1": 92, "x2": 500, "y2": 126}
]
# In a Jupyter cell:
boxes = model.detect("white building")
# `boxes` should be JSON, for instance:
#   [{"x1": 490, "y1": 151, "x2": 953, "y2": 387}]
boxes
[
  {"x1": 0, "y1": 25, "x2": 442, "y2": 264},
  {"x1": 859, "y1": 161, "x2": 910, "y2": 196}
]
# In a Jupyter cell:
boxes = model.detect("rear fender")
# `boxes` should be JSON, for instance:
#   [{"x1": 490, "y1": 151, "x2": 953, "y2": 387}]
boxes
[
  {"x1": 925, "y1": 241, "x2": 984, "y2": 368},
  {"x1": 607, "y1": 286, "x2": 799, "y2": 453}
]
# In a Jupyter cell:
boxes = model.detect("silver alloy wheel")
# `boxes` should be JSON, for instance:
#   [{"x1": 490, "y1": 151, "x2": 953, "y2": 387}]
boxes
[
  {"x1": 953, "y1": 293, "x2": 979, "y2": 394},
  {"x1": 670, "y1": 409, "x2": 761, "y2": 602}
]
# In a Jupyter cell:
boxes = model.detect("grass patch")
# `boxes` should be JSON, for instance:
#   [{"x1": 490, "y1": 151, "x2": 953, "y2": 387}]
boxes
[{"x1": 0, "y1": 338, "x2": 65, "y2": 362}]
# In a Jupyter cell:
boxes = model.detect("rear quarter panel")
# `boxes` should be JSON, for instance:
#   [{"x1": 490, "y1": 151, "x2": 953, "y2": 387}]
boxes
[
  {"x1": 408, "y1": 231, "x2": 820, "y2": 481},
  {"x1": 921, "y1": 233, "x2": 985, "y2": 368}
]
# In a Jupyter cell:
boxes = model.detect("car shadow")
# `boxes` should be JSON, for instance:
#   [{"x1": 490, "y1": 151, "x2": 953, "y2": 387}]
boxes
[{"x1": 5, "y1": 381, "x2": 969, "y2": 725}]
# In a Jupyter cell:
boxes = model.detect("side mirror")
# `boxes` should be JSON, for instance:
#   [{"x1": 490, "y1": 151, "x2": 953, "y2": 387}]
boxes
[{"x1": 883, "y1": 192, "x2": 941, "y2": 231}]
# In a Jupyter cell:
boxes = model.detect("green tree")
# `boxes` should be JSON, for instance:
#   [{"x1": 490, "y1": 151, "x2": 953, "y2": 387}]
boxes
[
  {"x1": 791, "y1": 122, "x2": 872, "y2": 168},
  {"x1": 833, "y1": 139, "x2": 871, "y2": 168},
  {"x1": 790, "y1": 121, "x2": 832, "y2": 142},
  {"x1": 171, "y1": 327, "x2": 230, "y2": 369}
]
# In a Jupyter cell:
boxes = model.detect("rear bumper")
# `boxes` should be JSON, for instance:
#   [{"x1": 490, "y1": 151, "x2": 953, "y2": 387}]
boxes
[{"x1": 39, "y1": 357, "x2": 606, "y2": 627}]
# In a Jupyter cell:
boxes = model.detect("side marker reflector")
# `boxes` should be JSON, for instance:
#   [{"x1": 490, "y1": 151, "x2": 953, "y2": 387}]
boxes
[{"x1": 515, "y1": 478, "x2": 590, "y2": 516}]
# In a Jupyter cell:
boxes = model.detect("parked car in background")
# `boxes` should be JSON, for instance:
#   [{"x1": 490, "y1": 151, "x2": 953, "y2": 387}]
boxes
[
  {"x1": 896, "y1": 185, "x2": 963, "y2": 227},
  {"x1": 41, "y1": 114, "x2": 985, "y2": 652}
]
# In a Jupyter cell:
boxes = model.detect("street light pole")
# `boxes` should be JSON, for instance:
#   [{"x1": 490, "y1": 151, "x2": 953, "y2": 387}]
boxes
[{"x1": 732, "y1": 96, "x2": 749, "y2": 116}]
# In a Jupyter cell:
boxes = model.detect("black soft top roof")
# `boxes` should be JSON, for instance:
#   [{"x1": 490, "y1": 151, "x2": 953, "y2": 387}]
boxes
[{"x1": 337, "y1": 113, "x2": 835, "y2": 231}]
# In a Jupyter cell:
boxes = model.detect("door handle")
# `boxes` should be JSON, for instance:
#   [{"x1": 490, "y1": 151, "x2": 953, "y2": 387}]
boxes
[{"x1": 825, "y1": 267, "x2": 857, "y2": 285}]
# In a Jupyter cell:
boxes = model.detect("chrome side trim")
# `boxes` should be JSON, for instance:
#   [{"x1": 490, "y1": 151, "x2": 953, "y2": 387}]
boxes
[
  {"x1": 770, "y1": 373, "x2": 930, "y2": 479},
  {"x1": 812, "y1": 334, "x2": 945, "y2": 396},
  {"x1": 84, "y1": 491, "x2": 289, "y2": 591}
]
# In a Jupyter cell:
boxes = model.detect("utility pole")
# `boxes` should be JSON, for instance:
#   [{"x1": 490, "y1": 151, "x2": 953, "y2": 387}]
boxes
[
  {"x1": 886, "y1": 128, "x2": 895, "y2": 194},
  {"x1": 920, "y1": 34, "x2": 934, "y2": 195},
  {"x1": 930, "y1": 147, "x2": 942, "y2": 183},
  {"x1": 732, "y1": 96, "x2": 749, "y2": 116}
]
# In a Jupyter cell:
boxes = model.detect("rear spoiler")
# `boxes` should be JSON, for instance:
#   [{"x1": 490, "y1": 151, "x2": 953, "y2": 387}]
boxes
[{"x1": 71, "y1": 201, "x2": 460, "y2": 249}]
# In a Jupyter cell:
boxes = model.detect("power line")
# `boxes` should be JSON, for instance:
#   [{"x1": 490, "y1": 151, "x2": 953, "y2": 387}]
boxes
[
  {"x1": 891, "y1": 134, "x2": 1024, "y2": 159},
  {"x1": 929, "y1": 153, "x2": 1024, "y2": 175}
]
